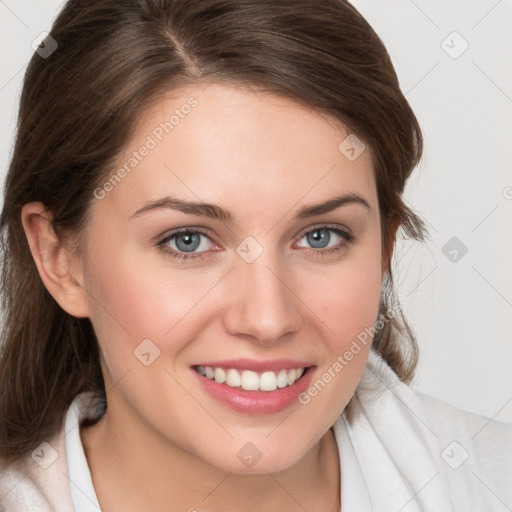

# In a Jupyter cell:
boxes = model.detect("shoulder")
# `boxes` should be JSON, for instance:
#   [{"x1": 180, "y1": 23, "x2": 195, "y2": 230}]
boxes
[
  {"x1": 0, "y1": 424, "x2": 73, "y2": 512},
  {"x1": 0, "y1": 391, "x2": 103, "y2": 512},
  {"x1": 417, "y1": 391, "x2": 512, "y2": 509},
  {"x1": 335, "y1": 351, "x2": 512, "y2": 509},
  {"x1": 417, "y1": 392, "x2": 512, "y2": 472},
  {"x1": 417, "y1": 390, "x2": 512, "y2": 445}
]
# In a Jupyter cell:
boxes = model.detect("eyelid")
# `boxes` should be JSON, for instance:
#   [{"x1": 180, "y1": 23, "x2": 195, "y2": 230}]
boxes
[
  {"x1": 295, "y1": 222, "x2": 353, "y2": 239},
  {"x1": 157, "y1": 226, "x2": 219, "y2": 245},
  {"x1": 157, "y1": 222, "x2": 352, "y2": 247}
]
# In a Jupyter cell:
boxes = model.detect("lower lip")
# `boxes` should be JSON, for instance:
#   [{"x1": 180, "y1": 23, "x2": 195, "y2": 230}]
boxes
[{"x1": 191, "y1": 366, "x2": 316, "y2": 414}]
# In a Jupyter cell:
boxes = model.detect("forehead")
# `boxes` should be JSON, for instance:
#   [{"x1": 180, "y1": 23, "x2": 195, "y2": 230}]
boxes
[{"x1": 94, "y1": 82, "x2": 377, "y2": 222}]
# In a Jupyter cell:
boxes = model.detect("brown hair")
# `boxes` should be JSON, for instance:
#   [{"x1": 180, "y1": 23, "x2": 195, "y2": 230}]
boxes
[{"x1": 0, "y1": 0, "x2": 426, "y2": 468}]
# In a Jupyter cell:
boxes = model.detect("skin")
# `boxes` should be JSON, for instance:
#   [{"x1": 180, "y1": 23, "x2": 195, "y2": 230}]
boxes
[{"x1": 22, "y1": 82, "x2": 397, "y2": 511}]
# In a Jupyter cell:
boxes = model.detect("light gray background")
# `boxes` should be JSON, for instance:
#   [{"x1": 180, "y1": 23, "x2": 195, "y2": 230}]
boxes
[{"x1": 1, "y1": 0, "x2": 511, "y2": 422}]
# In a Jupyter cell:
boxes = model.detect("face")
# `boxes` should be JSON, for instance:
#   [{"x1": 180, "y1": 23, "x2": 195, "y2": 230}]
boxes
[{"x1": 75, "y1": 82, "x2": 385, "y2": 473}]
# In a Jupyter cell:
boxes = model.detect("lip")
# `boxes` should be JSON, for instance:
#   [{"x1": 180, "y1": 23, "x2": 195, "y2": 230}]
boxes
[
  {"x1": 192, "y1": 358, "x2": 314, "y2": 372},
  {"x1": 191, "y1": 363, "x2": 317, "y2": 415}
]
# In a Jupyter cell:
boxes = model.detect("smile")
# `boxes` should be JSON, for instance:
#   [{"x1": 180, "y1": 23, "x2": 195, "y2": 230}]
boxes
[{"x1": 194, "y1": 365, "x2": 306, "y2": 391}]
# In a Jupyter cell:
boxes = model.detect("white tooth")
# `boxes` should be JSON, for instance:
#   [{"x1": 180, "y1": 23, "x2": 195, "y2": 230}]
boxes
[
  {"x1": 205, "y1": 366, "x2": 215, "y2": 379},
  {"x1": 286, "y1": 368, "x2": 297, "y2": 385},
  {"x1": 277, "y1": 369, "x2": 288, "y2": 388},
  {"x1": 214, "y1": 367, "x2": 226, "y2": 384},
  {"x1": 295, "y1": 368, "x2": 304, "y2": 379},
  {"x1": 260, "y1": 371, "x2": 278, "y2": 391},
  {"x1": 241, "y1": 370, "x2": 260, "y2": 390},
  {"x1": 196, "y1": 365, "x2": 206, "y2": 376},
  {"x1": 226, "y1": 369, "x2": 242, "y2": 387}
]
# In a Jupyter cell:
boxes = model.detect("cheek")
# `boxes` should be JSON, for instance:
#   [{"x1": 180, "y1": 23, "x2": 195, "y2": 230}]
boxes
[
  {"x1": 326, "y1": 266, "x2": 382, "y2": 335},
  {"x1": 82, "y1": 238, "x2": 200, "y2": 342},
  {"x1": 306, "y1": 246, "x2": 384, "y2": 349},
  {"x1": 299, "y1": 245, "x2": 383, "y2": 411},
  {"x1": 82, "y1": 240, "x2": 227, "y2": 365}
]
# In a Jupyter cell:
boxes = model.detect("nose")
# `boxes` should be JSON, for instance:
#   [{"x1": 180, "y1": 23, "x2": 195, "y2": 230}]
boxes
[{"x1": 222, "y1": 248, "x2": 303, "y2": 346}]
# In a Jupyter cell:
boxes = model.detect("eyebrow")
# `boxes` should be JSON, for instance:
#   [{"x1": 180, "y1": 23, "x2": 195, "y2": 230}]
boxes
[{"x1": 130, "y1": 192, "x2": 371, "y2": 222}]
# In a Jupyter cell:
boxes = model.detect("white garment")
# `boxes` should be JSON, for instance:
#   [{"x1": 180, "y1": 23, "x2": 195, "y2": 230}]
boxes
[{"x1": 1, "y1": 350, "x2": 511, "y2": 511}]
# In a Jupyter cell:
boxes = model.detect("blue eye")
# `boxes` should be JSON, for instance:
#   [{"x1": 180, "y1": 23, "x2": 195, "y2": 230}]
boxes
[
  {"x1": 157, "y1": 224, "x2": 354, "y2": 261},
  {"x1": 297, "y1": 227, "x2": 352, "y2": 250},
  {"x1": 158, "y1": 229, "x2": 216, "y2": 260}
]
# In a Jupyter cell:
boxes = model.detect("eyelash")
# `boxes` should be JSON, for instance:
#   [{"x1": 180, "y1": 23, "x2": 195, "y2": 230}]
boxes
[{"x1": 156, "y1": 224, "x2": 355, "y2": 262}]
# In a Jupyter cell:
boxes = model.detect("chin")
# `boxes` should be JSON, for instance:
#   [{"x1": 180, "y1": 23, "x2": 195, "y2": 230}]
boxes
[{"x1": 196, "y1": 437, "x2": 311, "y2": 475}]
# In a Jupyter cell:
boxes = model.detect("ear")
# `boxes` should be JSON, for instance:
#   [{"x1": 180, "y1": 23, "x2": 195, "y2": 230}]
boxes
[
  {"x1": 21, "y1": 202, "x2": 90, "y2": 318},
  {"x1": 382, "y1": 213, "x2": 401, "y2": 278}
]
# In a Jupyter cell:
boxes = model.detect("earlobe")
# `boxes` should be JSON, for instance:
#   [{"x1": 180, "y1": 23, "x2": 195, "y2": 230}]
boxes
[{"x1": 21, "y1": 202, "x2": 90, "y2": 318}]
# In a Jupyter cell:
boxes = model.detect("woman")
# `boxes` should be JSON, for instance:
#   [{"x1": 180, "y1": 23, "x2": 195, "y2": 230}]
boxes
[{"x1": 0, "y1": 0, "x2": 510, "y2": 511}]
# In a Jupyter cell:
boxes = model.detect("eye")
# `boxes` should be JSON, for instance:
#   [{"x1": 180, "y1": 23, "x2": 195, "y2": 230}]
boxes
[
  {"x1": 294, "y1": 225, "x2": 354, "y2": 257},
  {"x1": 157, "y1": 229, "x2": 218, "y2": 261},
  {"x1": 157, "y1": 224, "x2": 354, "y2": 262}
]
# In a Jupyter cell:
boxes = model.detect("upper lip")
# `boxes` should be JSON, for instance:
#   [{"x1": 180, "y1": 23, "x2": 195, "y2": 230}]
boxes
[{"x1": 193, "y1": 358, "x2": 315, "y2": 372}]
